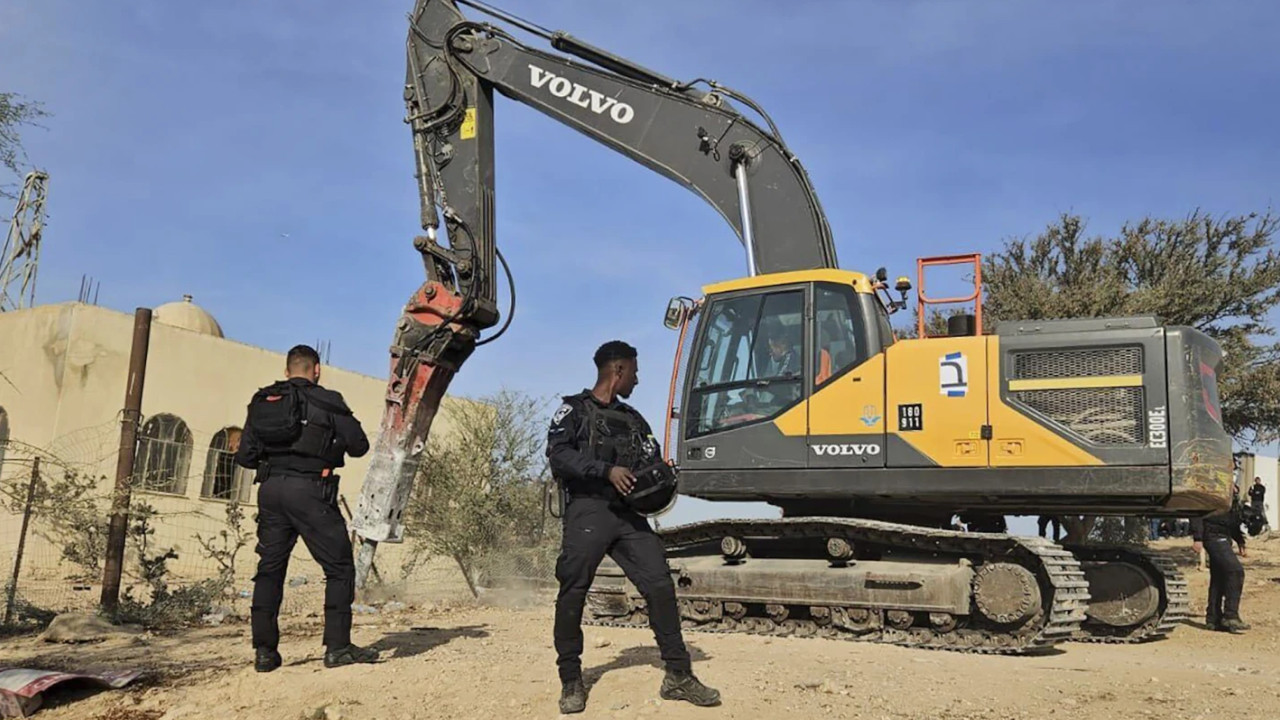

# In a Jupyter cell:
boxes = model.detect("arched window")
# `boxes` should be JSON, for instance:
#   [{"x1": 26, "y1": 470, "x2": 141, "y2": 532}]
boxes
[
  {"x1": 135, "y1": 413, "x2": 192, "y2": 495},
  {"x1": 0, "y1": 406, "x2": 9, "y2": 476},
  {"x1": 201, "y1": 427, "x2": 253, "y2": 503}
]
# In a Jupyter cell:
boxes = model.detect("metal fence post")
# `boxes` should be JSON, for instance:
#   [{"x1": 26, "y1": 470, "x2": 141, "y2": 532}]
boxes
[
  {"x1": 100, "y1": 308, "x2": 152, "y2": 612},
  {"x1": 3, "y1": 456, "x2": 40, "y2": 627}
]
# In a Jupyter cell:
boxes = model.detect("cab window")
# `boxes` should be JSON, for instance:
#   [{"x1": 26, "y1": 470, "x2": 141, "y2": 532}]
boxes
[
  {"x1": 688, "y1": 289, "x2": 804, "y2": 437},
  {"x1": 874, "y1": 299, "x2": 896, "y2": 348},
  {"x1": 813, "y1": 284, "x2": 871, "y2": 388}
]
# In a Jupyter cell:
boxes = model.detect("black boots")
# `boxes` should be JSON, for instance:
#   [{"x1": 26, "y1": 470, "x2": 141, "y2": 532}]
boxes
[
  {"x1": 255, "y1": 644, "x2": 378, "y2": 671},
  {"x1": 660, "y1": 669, "x2": 721, "y2": 707},
  {"x1": 1208, "y1": 615, "x2": 1251, "y2": 633},
  {"x1": 254, "y1": 647, "x2": 283, "y2": 673},
  {"x1": 1220, "y1": 617, "x2": 1251, "y2": 632},
  {"x1": 559, "y1": 678, "x2": 587, "y2": 714},
  {"x1": 558, "y1": 671, "x2": 720, "y2": 712},
  {"x1": 324, "y1": 643, "x2": 380, "y2": 667}
]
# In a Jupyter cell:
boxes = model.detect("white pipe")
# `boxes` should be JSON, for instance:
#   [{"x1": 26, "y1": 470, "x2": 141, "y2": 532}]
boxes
[{"x1": 734, "y1": 160, "x2": 758, "y2": 277}]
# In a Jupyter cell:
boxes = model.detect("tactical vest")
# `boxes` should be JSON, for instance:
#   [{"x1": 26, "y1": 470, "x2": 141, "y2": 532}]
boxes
[
  {"x1": 567, "y1": 394, "x2": 677, "y2": 516},
  {"x1": 578, "y1": 395, "x2": 652, "y2": 472}
]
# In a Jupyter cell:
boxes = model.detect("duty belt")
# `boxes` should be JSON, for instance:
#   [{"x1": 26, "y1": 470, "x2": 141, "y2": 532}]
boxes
[
  {"x1": 558, "y1": 477, "x2": 622, "y2": 505},
  {"x1": 263, "y1": 465, "x2": 336, "y2": 482}
]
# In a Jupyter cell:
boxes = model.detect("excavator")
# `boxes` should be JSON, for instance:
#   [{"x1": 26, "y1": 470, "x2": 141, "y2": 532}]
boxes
[{"x1": 349, "y1": 0, "x2": 1234, "y2": 654}]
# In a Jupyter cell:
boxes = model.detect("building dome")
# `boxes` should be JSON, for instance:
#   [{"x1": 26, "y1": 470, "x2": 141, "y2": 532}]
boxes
[{"x1": 153, "y1": 294, "x2": 224, "y2": 338}]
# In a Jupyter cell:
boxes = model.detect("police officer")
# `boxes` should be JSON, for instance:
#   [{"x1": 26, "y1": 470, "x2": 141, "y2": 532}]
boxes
[
  {"x1": 1190, "y1": 494, "x2": 1249, "y2": 633},
  {"x1": 234, "y1": 344, "x2": 379, "y2": 671},
  {"x1": 547, "y1": 340, "x2": 720, "y2": 714},
  {"x1": 1248, "y1": 476, "x2": 1266, "y2": 508}
]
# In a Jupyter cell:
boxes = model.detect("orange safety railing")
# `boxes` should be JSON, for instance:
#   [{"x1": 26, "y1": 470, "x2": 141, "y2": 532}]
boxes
[{"x1": 916, "y1": 253, "x2": 983, "y2": 339}]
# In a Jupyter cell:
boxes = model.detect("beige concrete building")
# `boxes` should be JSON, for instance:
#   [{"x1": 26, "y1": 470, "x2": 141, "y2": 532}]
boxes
[{"x1": 0, "y1": 296, "x2": 464, "y2": 603}]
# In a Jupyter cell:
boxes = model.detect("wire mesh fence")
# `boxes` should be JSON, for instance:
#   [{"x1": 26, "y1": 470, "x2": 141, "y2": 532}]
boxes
[
  {"x1": 1, "y1": 426, "x2": 115, "y2": 632},
  {"x1": 1, "y1": 412, "x2": 563, "y2": 636}
]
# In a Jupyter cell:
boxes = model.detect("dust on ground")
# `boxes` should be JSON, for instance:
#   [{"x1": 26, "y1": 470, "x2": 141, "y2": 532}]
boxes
[{"x1": 4, "y1": 536, "x2": 1280, "y2": 720}]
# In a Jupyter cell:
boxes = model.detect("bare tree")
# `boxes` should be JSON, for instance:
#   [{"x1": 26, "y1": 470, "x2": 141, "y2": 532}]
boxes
[{"x1": 0, "y1": 92, "x2": 48, "y2": 199}]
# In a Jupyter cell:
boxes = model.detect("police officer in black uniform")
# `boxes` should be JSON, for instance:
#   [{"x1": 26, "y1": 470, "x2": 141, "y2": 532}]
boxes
[
  {"x1": 547, "y1": 340, "x2": 720, "y2": 714},
  {"x1": 1248, "y1": 476, "x2": 1266, "y2": 508},
  {"x1": 235, "y1": 344, "x2": 379, "y2": 671},
  {"x1": 1190, "y1": 494, "x2": 1249, "y2": 633}
]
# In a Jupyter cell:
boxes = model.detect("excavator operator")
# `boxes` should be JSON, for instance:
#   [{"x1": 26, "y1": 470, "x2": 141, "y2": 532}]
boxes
[
  {"x1": 764, "y1": 323, "x2": 801, "y2": 377},
  {"x1": 546, "y1": 340, "x2": 721, "y2": 713},
  {"x1": 733, "y1": 321, "x2": 801, "y2": 413}
]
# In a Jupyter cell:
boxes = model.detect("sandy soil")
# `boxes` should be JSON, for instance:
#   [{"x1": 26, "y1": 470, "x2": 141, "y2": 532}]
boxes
[{"x1": 5, "y1": 535, "x2": 1280, "y2": 720}]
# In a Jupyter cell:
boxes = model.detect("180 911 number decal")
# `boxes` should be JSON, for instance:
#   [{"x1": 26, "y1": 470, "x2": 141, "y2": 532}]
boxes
[{"x1": 898, "y1": 404, "x2": 923, "y2": 432}]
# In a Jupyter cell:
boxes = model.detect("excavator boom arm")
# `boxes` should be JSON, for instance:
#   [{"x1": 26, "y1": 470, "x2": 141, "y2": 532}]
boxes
[
  {"x1": 350, "y1": 0, "x2": 837, "y2": 585},
  {"x1": 407, "y1": 0, "x2": 837, "y2": 279}
]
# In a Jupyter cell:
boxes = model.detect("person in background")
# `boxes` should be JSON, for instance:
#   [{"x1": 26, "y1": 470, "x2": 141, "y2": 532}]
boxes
[
  {"x1": 1037, "y1": 515, "x2": 1062, "y2": 541},
  {"x1": 1248, "y1": 476, "x2": 1266, "y2": 509},
  {"x1": 1190, "y1": 494, "x2": 1249, "y2": 633}
]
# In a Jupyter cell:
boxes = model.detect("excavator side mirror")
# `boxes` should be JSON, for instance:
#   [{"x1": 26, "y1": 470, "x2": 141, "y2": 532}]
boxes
[
  {"x1": 875, "y1": 267, "x2": 888, "y2": 283},
  {"x1": 663, "y1": 297, "x2": 693, "y2": 330}
]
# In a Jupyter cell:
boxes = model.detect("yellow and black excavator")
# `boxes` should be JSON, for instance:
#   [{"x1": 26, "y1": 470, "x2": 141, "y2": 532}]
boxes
[{"x1": 349, "y1": 0, "x2": 1234, "y2": 653}]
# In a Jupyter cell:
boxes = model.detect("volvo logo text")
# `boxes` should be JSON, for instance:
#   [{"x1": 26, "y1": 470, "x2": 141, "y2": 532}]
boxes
[
  {"x1": 528, "y1": 64, "x2": 635, "y2": 124},
  {"x1": 811, "y1": 443, "x2": 881, "y2": 456}
]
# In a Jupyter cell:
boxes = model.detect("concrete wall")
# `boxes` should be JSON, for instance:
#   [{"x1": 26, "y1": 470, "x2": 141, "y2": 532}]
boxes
[
  {"x1": 0, "y1": 301, "x2": 465, "y2": 590},
  {"x1": 0, "y1": 303, "x2": 79, "y2": 452}
]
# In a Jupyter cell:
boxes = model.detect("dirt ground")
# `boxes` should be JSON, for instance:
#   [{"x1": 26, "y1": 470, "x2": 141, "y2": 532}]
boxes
[{"x1": 5, "y1": 535, "x2": 1280, "y2": 720}]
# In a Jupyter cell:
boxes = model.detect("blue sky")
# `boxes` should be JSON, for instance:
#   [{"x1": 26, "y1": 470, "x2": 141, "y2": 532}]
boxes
[{"x1": 2, "y1": 0, "x2": 1278, "y2": 530}]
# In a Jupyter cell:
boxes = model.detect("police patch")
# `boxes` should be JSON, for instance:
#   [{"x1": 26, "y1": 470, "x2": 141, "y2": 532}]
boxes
[
  {"x1": 641, "y1": 436, "x2": 658, "y2": 456},
  {"x1": 552, "y1": 403, "x2": 573, "y2": 425}
]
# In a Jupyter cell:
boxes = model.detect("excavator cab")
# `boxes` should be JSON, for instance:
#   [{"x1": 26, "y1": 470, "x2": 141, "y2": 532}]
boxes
[
  {"x1": 661, "y1": 268, "x2": 899, "y2": 471},
  {"x1": 660, "y1": 259, "x2": 926, "y2": 470}
]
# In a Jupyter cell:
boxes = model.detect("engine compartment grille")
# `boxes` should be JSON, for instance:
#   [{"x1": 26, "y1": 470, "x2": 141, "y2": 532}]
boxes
[
  {"x1": 1010, "y1": 345, "x2": 1147, "y2": 446},
  {"x1": 1013, "y1": 346, "x2": 1143, "y2": 380},
  {"x1": 1012, "y1": 387, "x2": 1145, "y2": 445}
]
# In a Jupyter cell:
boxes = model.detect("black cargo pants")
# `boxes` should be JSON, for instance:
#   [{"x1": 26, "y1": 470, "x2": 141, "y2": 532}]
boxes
[
  {"x1": 1204, "y1": 536, "x2": 1244, "y2": 623},
  {"x1": 251, "y1": 473, "x2": 355, "y2": 651},
  {"x1": 554, "y1": 496, "x2": 691, "y2": 682}
]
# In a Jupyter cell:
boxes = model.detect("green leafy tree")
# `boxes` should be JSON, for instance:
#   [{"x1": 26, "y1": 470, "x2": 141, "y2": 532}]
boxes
[{"x1": 0, "y1": 92, "x2": 48, "y2": 198}]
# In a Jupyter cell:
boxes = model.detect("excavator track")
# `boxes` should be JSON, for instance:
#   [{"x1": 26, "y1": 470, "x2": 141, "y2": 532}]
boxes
[
  {"x1": 1063, "y1": 544, "x2": 1188, "y2": 643},
  {"x1": 584, "y1": 518, "x2": 1091, "y2": 654}
]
